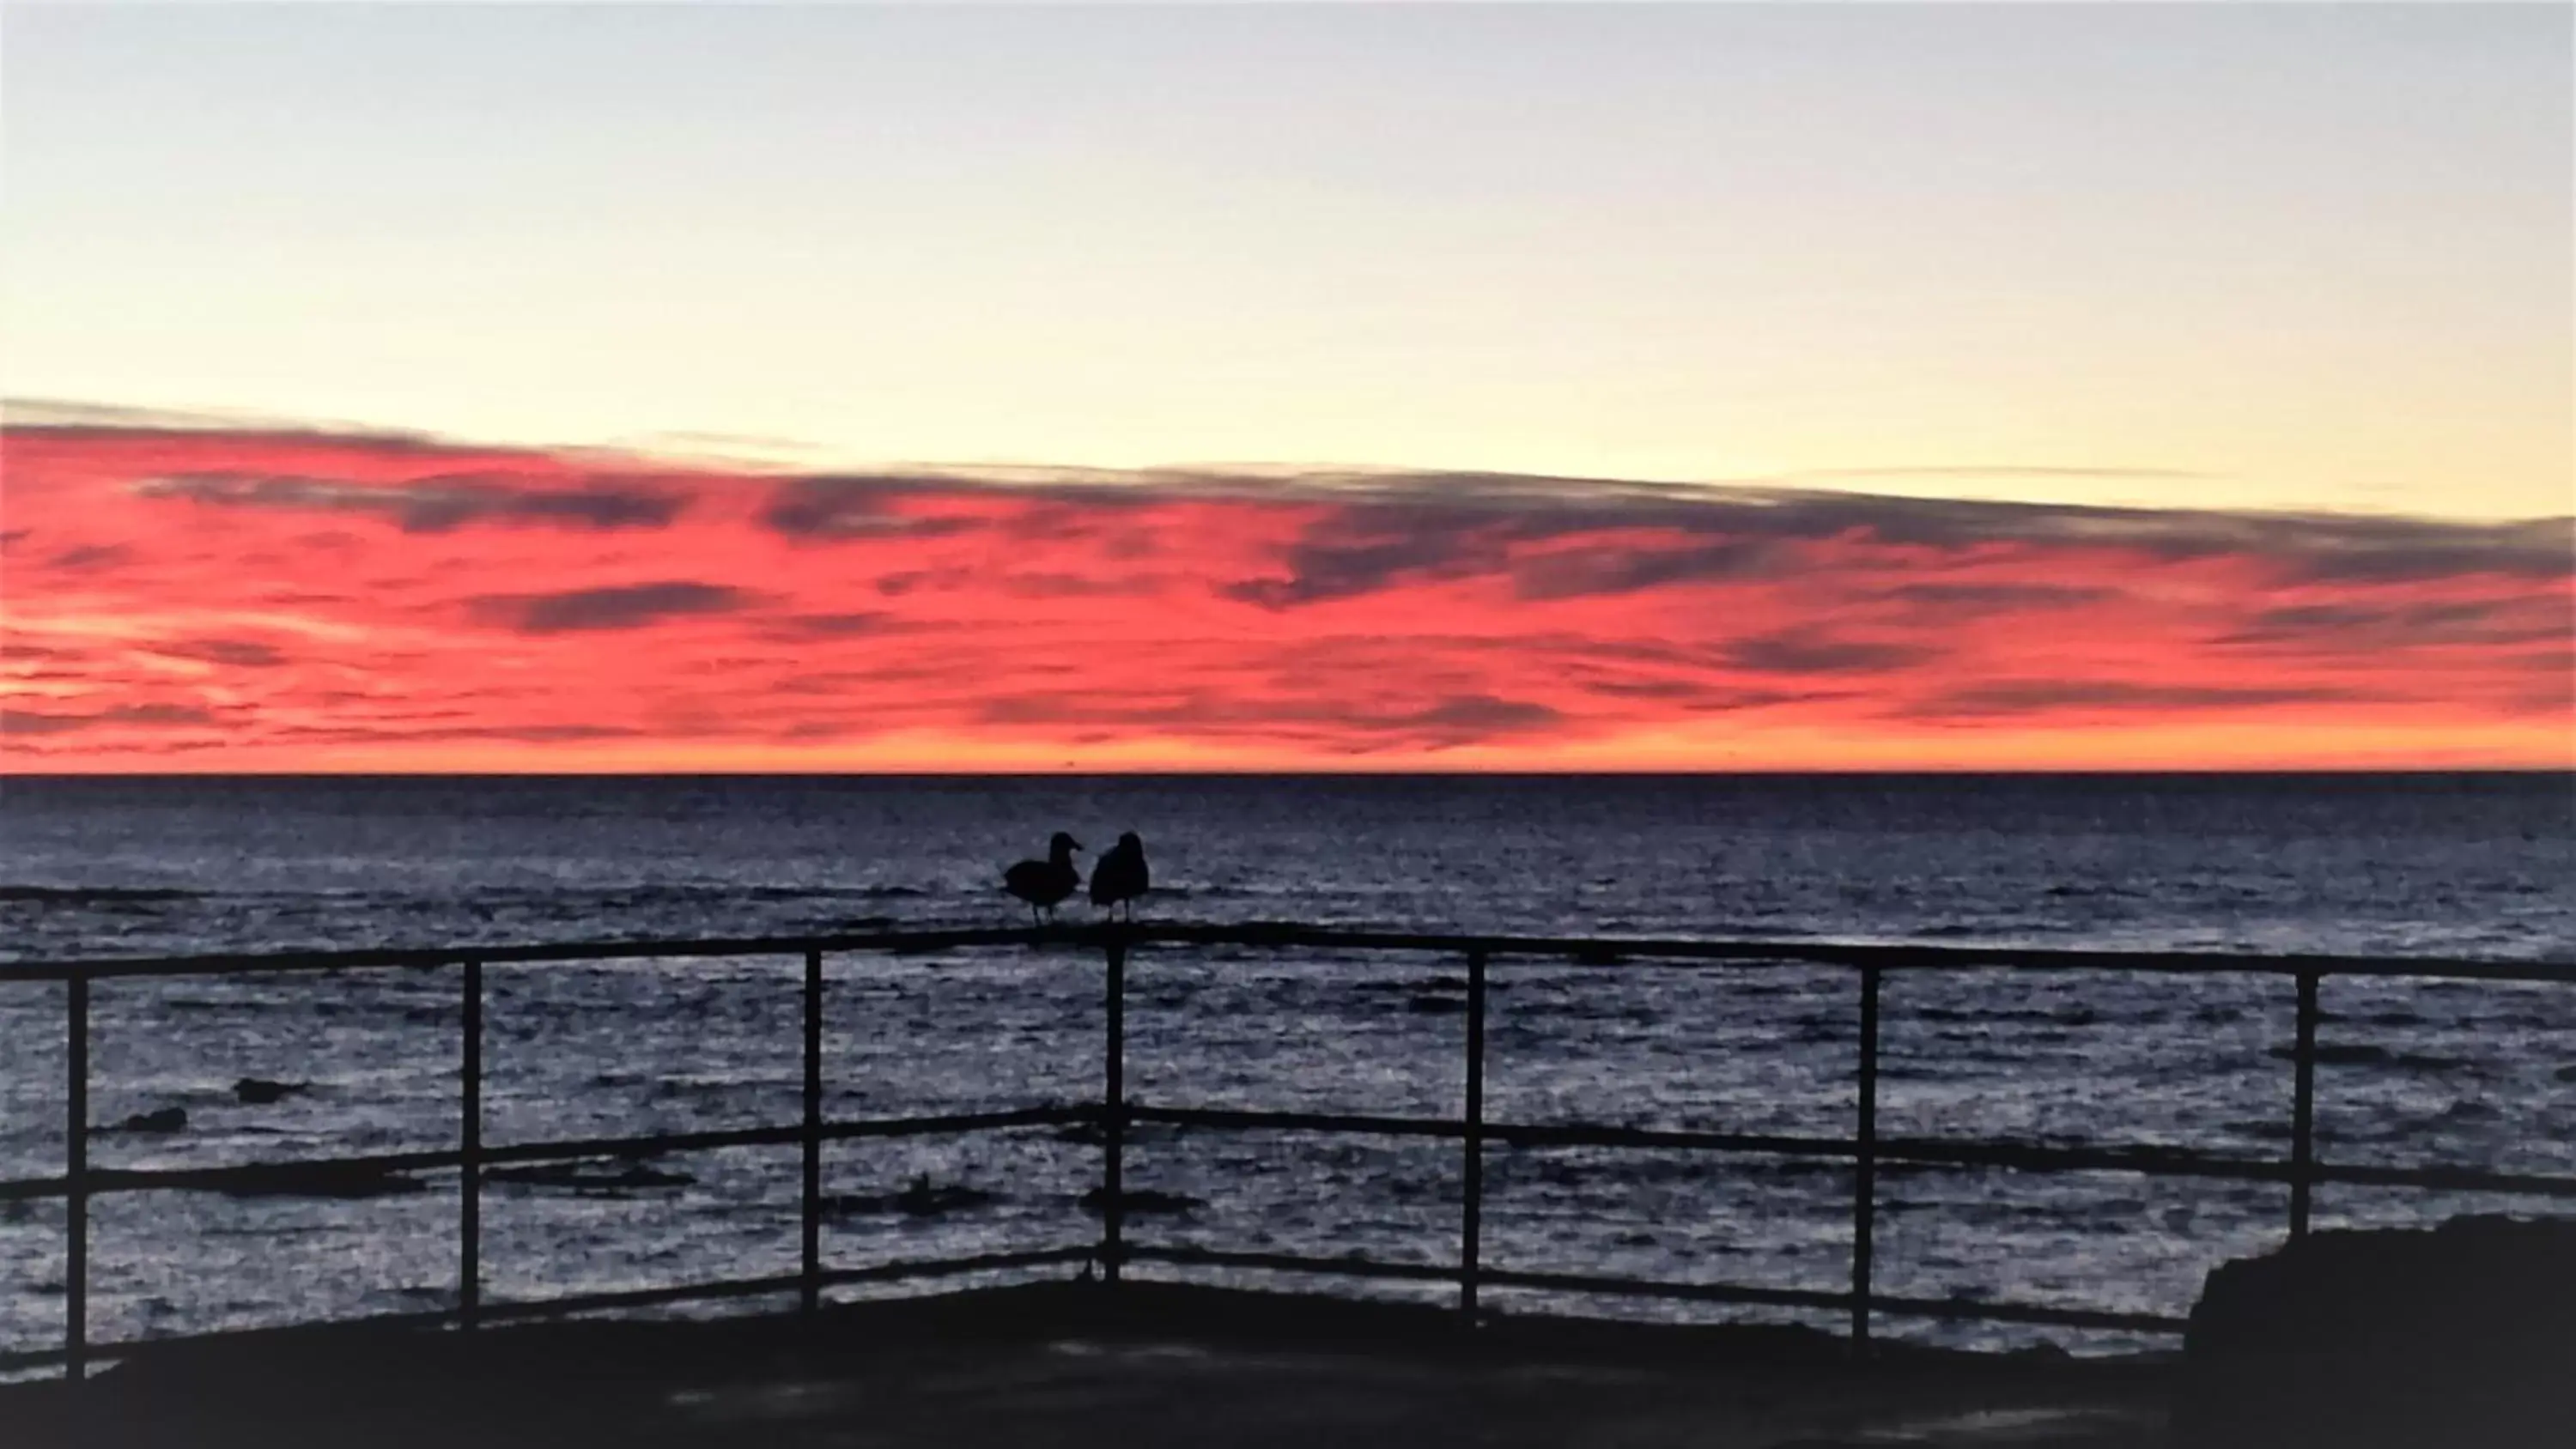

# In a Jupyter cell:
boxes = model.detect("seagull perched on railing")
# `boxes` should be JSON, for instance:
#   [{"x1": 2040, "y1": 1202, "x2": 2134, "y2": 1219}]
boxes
[
  {"x1": 1090, "y1": 832, "x2": 1150, "y2": 920},
  {"x1": 1004, "y1": 833, "x2": 1083, "y2": 925}
]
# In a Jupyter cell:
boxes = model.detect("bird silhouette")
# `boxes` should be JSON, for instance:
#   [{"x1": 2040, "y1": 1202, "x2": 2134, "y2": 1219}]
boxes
[
  {"x1": 1090, "y1": 832, "x2": 1150, "y2": 919},
  {"x1": 1004, "y1": 832, "x2": 1083, "y2": 925}
]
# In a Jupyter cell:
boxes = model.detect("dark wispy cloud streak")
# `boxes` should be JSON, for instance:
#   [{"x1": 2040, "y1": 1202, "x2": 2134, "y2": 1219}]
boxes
[
  {"x1": 1908, "y1": 681, "x2": 2377, "y2": 719},
  {"x1": 136, "y1": 472, "x2": 689, "y2": 532},
  {"x1": 469, "y1": 581, "x2": 752, "y2": 634}
]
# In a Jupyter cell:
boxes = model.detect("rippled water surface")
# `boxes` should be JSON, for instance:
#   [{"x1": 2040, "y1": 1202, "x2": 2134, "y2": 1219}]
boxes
[{"x1": 3, "y1": 773, "x2": 2571, "y2": 1360}]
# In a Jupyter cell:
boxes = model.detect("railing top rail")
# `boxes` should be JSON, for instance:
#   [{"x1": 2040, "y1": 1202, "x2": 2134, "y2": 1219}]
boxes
[{"x1": 3, "y1": 920, "x2": 2569, "y2": 984}]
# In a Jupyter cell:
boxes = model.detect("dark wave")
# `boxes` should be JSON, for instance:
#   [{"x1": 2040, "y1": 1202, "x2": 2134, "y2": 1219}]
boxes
[
  {"x1": 0, "y1": 885, "x2": 203, "y2": 904},
  {"x1": 2269, "y1": 1042, "x2": 2482, "y2": 1072},
  {"x1": 576, "y1": 883, "x2": 933, "y2": 906}
]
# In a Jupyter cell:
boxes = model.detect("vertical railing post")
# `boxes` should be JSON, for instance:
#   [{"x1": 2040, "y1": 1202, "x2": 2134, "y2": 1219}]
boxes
[
  {"x1": 1102, "y1": 935, "x2": 1127, "y2": 1285},
  {"x1": 802, "y1": 949, "x2": 824, "y2": 1313},
  {"x1": 459, "y1": 958, "x2": 483, "y2": 1328},
  {"x1": 2290, "y1": 969, "x2": 2318, "y2": 1240},
  {"x1": 1851, "y1": 965, "x2": 1880, "y2": 1350},
  {"x1": 65, "y1": 972, "x2": 89, "y2": 1384},
  {"x1": 1460, "y1": 949, "x2": 1487, "y2": 1323}
]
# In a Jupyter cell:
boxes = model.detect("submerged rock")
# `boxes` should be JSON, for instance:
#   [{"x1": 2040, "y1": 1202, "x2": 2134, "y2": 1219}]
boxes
[
  {"x1": 233, "y1": 1077, "x2": 308, "y2": 1106},
  {"x1": 822, "y1": 1174, "x2": 997, "y2": 1218},
  {"x1": 2181, "y1": 1215, "x2": 2576, "y2": 1448}
]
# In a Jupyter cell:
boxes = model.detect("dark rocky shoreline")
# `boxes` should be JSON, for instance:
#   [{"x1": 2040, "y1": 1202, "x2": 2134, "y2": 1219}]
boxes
[
  {"x1": 4, "y1": 1279, "x2": 2168, "y2": 1449},
  {"x1": 15, "y1": 1215, "x2": 2573, "y2": 1447}
]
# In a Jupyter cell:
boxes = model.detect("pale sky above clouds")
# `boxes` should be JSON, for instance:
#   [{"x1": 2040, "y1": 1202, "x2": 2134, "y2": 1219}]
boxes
[{"x1": 5, "y1": 3, "x2": 2569, "y2": 518}]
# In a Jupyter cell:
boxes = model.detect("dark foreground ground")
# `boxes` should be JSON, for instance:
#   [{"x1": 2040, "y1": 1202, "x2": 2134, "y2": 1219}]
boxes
[{"x1": 4, "y1": 1281, "x2": 2167, "y2": 1449}]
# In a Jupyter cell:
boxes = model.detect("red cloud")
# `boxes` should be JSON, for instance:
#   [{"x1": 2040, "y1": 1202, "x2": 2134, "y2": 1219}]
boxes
[{"x1": 2, "y1": 415, "x2": 2568, "y2": 771}]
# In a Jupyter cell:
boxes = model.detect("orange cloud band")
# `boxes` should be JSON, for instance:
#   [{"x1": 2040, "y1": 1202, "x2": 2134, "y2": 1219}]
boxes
[{"x1": 3, "y1": 413, "x2": 2568, "y2": 771}]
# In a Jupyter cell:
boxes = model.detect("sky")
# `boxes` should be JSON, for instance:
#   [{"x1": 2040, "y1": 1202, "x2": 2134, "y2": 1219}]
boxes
[{"x1": 2, "y1": 3, "x2": 2569, "y2": 772}]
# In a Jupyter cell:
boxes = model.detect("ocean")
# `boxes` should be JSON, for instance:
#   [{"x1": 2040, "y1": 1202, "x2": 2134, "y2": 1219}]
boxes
[{"x1": 3, "y1": 773, "x2": 2571, "y2": 1360}]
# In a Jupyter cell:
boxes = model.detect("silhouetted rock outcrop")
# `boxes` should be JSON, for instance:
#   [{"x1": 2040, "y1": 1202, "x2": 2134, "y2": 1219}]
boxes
[{"x1": 2181, "y1": 1214, "x2": 2576, "y2": 1448}]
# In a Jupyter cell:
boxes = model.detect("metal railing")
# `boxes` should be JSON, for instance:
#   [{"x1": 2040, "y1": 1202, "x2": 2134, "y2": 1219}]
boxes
[{"x1": 3, "y1": 922, "x2": 2571, "y2": 1379}]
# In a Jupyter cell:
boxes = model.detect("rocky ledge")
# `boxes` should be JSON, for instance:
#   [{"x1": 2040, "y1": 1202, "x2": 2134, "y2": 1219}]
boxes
[{"x1": 2181, "y1": 1213, "x2": 2576, "y2": 1449}]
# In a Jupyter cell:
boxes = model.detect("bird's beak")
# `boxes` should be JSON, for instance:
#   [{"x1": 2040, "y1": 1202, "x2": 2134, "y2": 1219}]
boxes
[{"x1": 1071, "y1": 840, "x2": 1085, "y2": 852}]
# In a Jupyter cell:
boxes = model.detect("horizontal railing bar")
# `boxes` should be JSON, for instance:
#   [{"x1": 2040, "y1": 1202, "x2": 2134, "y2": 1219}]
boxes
[
  {"x1": 1118, "y1": 1106, "x2": 2576, "y2": 1197},
  {"x1": 1874, "y1": 1141, "x2": 2576, "y2": 1197},
  {"x1": 1867, "y1": 1143, "x2": 2576, "y2": 1197},
  {"x1": 1130, "y1": 1245, "x2": 1849, "y2": 1312},
  {"x1": 360, "y1": 1249, "x2": 1102, "y2": 1325},
  {"x1": 1492, "y1": 1121, "x2": 1855, "y2": 1157},
  {"x1": 1129, "y1": 1105, "x2": 1463, "y2": 1139},
  {"x1": 444, "y1": 1273, "x2": 791, "y2": 1321},
  {"x1": 2302, "y1": 1159, "x2": 2576, "y2": 1198},
  {"x1": 0, "y1": 930, "x2": 1048, "y2": 980},
  {"x1": 1, "y1": 1106, "x2": 1095, "y2": 1202},
  {"x1": 1484, "y1": 1265, "x2": 1864, "y2": 1314},
  {"x1": 1121, "y1": 1246, "x2": 2187, "y2": 1335},
  {"x1": 1485, "y1": 1268, "x2": 2187, "y2": 1335},
  {"x1": 488, "y1": 1106, "x2": 1089, "y2": 1163},
  {"x1": 1868, "y1": 1293, "x2": 2188, "y2": 1334},
  {"x1": 20, "y1": 1130, "x2": 2570, "y2": 1204},
  {"x1": 1122, "y1": 1244, "x2": 1464, "y2": 1284},
  {"x1": 0, "y1": 1305, "x2": 465, "y2": 1378},
  {"x1": 1122, "y1": 925, "x2": 2576, "y2": 982},
  {"x1": 86, "y1": 1148, "x2": 469, "y2": 1196},
  {"x1": 1132, "y1": 1106, "x2": 1850, "y2": 1160},
  {"x1": 815, "y1": 1246, "x2": 1097, "y2": 1288},
  {"x1": 0, "y1": 1249, "x2": 1098, "y2": 1379},
  {"x1": 0, "y1": 1174, "x2": 67, "y2": 1203},
  {"x1": 0, "y1": 1344, "x2": 71, "y2": 1373},
  {"x1": 8, "y1": 922, "x2": 2567, "y2": 984},
  {"x1": 482, "y1": 1125, "x2": 793, "y2": 1165},
  {"x1": 1881, "y1": 1137, "x2": 2283, "y2": 1179},
  {"x1": 820, "y1": 1104, "x2": 1094, "y2": 1142},
  {"x1": 12, "y1": 1130, "x2": 2567, "y2": 1205}
]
